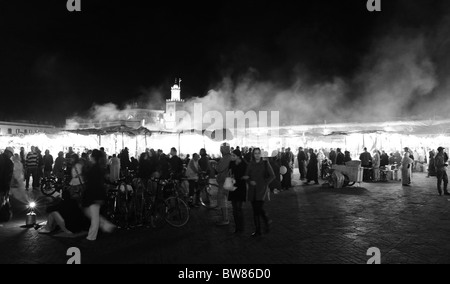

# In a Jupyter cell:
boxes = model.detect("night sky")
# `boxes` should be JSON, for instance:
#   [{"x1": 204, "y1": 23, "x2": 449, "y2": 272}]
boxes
[{"x1": 0, "y1": 0, "x2": 447, "y2": 125}]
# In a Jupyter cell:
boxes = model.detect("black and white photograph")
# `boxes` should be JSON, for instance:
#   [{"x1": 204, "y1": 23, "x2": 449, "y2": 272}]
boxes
[{"x1": 1, "y1": 0, "x2": 450, "y2": 267}]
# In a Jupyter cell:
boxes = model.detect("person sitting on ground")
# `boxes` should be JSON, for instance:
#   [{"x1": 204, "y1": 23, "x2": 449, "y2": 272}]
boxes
[{"x1": 39, "y1": 190, "x2": 89, "y2": 237}]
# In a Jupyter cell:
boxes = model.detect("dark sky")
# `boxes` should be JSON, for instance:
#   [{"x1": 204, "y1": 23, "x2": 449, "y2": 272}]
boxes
[{"x1": 0, "y1": 0, "x2": 446, "y2": 125}]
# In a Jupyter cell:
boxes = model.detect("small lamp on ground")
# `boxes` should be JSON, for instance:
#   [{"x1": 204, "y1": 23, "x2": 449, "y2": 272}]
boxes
[{"x1": 25, "y1": 202, "x2": 37, "y2": 227}]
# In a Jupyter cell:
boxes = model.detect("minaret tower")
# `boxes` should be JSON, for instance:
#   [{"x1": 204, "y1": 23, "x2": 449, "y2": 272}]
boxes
[{"x1": 165, "y1": 78, "x2": 185, "y2": 130}]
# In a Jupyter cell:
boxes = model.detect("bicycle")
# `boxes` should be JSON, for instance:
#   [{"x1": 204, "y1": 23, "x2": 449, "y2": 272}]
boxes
[
  {"x1": 105, "y1": 171, "x2": 137, "y2": 229},
  {"x1": 197, "y1": 172, "x2": 219, "y2": 209},
  {"x1": 40, "y1": 175, "x2": 69, "y2": 197},
  {"x1": 145, "y1": 176, "x2": 190, "y2": 228}
]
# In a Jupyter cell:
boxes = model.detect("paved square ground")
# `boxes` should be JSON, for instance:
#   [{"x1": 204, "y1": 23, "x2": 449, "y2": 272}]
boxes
[{"x1": 1, "y1": 171, "x2": 449, "y2": 264}]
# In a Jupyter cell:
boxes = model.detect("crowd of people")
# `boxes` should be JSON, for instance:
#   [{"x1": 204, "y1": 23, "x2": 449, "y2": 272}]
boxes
[{"x1": 0, "y1": 143, "x2": 449, "y2": 241}]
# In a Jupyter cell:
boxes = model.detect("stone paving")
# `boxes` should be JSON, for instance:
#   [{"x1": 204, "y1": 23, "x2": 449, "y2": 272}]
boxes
[{"x1": 1, "y1": 171, "x2": 450, "y2": 264}]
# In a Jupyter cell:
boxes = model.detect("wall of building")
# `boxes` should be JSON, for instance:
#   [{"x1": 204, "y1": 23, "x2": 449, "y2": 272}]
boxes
[{"x1": 0, "y1": 121, "x2": 55, "y2": 136}]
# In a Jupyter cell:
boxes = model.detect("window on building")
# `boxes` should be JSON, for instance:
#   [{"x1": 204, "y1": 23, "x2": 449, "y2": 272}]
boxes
[
  {"x1": 8, "y1": 128, "x2": 12, "y2": 134},
  {"x1": 16, "y1": 129, "x2": 20, "y2": 134},
  {"x1": 24, "y1": 130, "x2": 28, "y2": 134}
]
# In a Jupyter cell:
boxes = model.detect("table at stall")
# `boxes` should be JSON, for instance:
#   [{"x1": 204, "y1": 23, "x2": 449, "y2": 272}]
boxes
[{"x1": 384, "y1": 165, "x2": 401, "y2": 181}]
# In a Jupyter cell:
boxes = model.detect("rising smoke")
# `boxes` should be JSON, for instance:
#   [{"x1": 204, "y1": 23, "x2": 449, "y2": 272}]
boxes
[{"x1": 66, "y1": 3, "x2": 450, "y2": 129}]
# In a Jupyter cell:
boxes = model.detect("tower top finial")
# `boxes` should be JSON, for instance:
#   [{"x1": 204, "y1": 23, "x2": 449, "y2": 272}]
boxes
[{"x1": 170, "y1": 78, "x2": 182, "y2": 101}]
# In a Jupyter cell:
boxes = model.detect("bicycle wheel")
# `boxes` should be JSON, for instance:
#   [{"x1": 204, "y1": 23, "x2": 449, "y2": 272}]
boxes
[
  {"x1": 40, "y1": 181, "x2": 56, "y2": 196},
  {"x1": 164, "y1": 197, "x2": 190, "y2": 227},
  {"x1": 200, "y1": 183, "x2": 219, "y2": 209},
  {"x1": 104, "y1": 189, "x2": 119, "y2": 223}
]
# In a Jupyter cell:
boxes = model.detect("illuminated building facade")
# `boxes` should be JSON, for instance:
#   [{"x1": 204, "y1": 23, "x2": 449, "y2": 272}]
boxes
[{"x1": 0, "y1": 120, "x2": 57, "y2": 136}]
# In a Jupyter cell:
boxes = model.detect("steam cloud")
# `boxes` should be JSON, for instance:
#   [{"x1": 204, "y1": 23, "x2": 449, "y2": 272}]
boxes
[{"x1": 66, "y1": 8, "x2": 450, "y2": 129}]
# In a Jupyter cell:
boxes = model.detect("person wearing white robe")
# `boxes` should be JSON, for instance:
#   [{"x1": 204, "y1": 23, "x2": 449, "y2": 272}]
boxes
[
  {"x1": 401, "y1": 153, "x2": 413, "y2": 186},
  {"x1": 110, "y1": 154, "x2": 120, "y2": 183},
  {"x1": 12, "y1": 154, "x2": 25, "y2": 190},
  {"x1": 372, "y1": 150, "x2": 381, "y2": 182}
]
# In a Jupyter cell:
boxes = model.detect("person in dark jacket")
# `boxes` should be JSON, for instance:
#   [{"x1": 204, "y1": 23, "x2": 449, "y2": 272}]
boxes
[
  {"x1": 169, "y1": 147, "x2": 184, "y2": 180},
  {"x1": 53, "y1": 151, "x2": 66, "y2": 180},
  {"x1": 0, "y1": 147, "x2": 14, "y2": 223},
  {"x1": 336, "y1": 148, "x2": 345, "y2": 165},
  {"x1": 198, "y1": 148, "x2": 212, "y2": 177},
  {"x1": 120, "y1": 147, "x2": 130, "y2": 175},
  {"x1": 129, "y1": 157, "x2": 139, "y2": 172},
  {"x1": 428, "y1": 150, "x2": 436, "y2": 177},
  {"x1": 305, "y1": 149, "x2": 319, "y2": 184},
  {"x1": 83, "y1": 149, "x2": 116, "y2": 241},
  {"x1": 0, "y1": 147, "x2": 14, "y2": 197},
  {"x1": 280, "y1": 148, "x2": 293, "y2": 190},
  {"x1": 435, "y1": 147, "x2": 449, "y2": 196},
  {"x1": 244, "y1": 148, "x2": 253, "y2": 164},
  {"x1": 36, "y1": 147, "x2": 44, "y2": 182},
  {"x1": 228, "y1": 149, "x2": 248, "y2": 234},
  {"x1": 359, "y1": 147, "x2": 373, "y2": 181},
  {"x1": 138, "y1": 152, "x2": 152, "y2": 179},
  {"x1": 380, "y1": 151, "x2": 389, "y2": 167},
  {"x1": 329, "y1": 148, "x2": 337, "y2": 165},
  {"x1": 344, "y1": 151, "x2": 352, "y2": 163},
  {"x1": 297, "y1": 147, "x2": 307, "y2": 180},
  {"x1": 20, "y1": 147, "x2": 26, "y2": 177},
  {"x1": 43, "y1": 150, "x2": 54, "y2": 178},
  {"x1": 158, "y1": 153, "x2": 170, "y2": 179},
  {"x1": 244, "y1": 148, "x2": 275, "y2": 237}
]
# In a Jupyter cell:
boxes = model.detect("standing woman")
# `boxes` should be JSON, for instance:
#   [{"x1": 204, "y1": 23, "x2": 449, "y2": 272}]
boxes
[
  {"x1": 372, "y1": 150, "x2": 381, "y2": 182},
  {"x1": 428, "y1": 151, "x2": 436, "y2": 178},
  {"x1": 43, "y1": 150, "x2": 54, "y2": 178},
  {"x1": 305, "y1": 149, "x2": 319, "y2": 184},
  {"x1": 228, "y1": 149, "x2": 248, "y2": 234},
  {"x1": 185, "y1": 153, "x2": 200, "y2": 207},
  {"x1": 215, "y1": 143, "x2": 232, "y2": 226},
  {"x1": 401, "y1": 152, "x2": 413, "y2": 186},
  {"x1": 83, "y1": 149, "x2": 116, "y2": 241},
  {"x1": 109, "y1": 154, "x2": 120, "y2": 183},
  {"x1": 244, "y1": 148, "x2": 275, "y2": 237},
  {"x1": 53, "y1": 151, "x2": 66, "y2": 181}
]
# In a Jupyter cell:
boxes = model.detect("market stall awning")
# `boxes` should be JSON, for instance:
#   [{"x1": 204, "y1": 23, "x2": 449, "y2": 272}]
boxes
[{"x1": 180, "y1": 128, "x2": 234, "y2": 141}]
